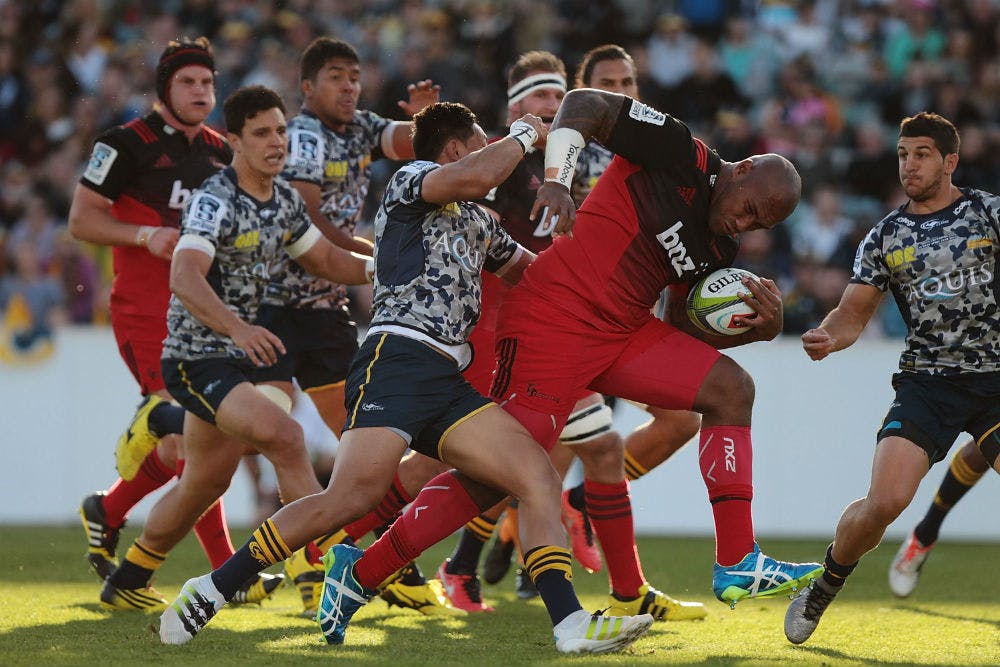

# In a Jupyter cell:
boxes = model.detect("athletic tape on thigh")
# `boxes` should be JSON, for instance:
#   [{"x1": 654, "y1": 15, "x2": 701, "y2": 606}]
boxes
[
  {"x1": 559, "y1": 402, "x2": 614, "y2": 445},
  {"x1": 256, "y1": 384, "x2": 293, "y2": 413}
]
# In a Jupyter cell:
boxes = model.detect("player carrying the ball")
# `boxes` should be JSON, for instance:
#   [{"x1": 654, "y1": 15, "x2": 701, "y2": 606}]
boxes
[{"x1": 486, "y1": 87, "x2": 822, "y2": 606}]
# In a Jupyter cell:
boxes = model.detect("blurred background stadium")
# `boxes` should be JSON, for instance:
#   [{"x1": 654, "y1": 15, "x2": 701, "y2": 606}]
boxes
[{"x1": 1, "y1": 0, "x2": 998, "y2": 538}]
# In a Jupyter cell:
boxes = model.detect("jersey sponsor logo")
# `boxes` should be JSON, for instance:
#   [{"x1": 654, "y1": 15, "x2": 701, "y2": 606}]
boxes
[
  {"x1": 234, "y1": 230, "x2": 260, "y2": 250},
  {"x1": 915, "y1": 263, "x2": 994, "y2": 300},
  {"x1": 186, "y1": 192, "x2": 226, "y2": 235},
  {"x1": 656, "y1": 220, "x2": 696, "y2": 277},
  {"x1": 627, "y1": 100, "x2": 665, "y2": 126},
  {"x1": 290, "y1": 129, "x2": 322, "y2": 165},
  {"x1": 885, "y1": 246, "x2": 915, "y2": 268},
  {"x1": 168, "y1": 180, "x2": 193, "y2": 210},
  {"x1": 431, "y1": 231, "x2": 482, "y2": 273},
  {"x1": 83, "y1": 142, "x2": 118, "y2": 185},
  {"x1": 919, "y1": 218, "x2": 949, "y2": 231}
]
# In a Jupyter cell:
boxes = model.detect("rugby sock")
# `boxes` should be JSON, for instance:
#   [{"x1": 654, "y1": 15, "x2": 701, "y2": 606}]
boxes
[
  {"x1": 353, "y1": 471, "x2": 480, "y2": 590},
  {"x1": 212, "y1": 518, "x2": 292, "y2": 600},
  {"x1": 914, "y1": 449, "x2": 985, "y2": 546},
  {"x1": 821, "y1": 543, "x2": 857, "y2": 589},
  {"x1": 193, "y1": 499, "x2": 235, "y2": 569},
  {"x1": 446, "y1": 514, "x2": 498, "y2": 574},
  {"x1": 524, "y1": 545, "x2": 582, "y2": 626},
  {"x1": 698, "y1": 426, "x2": 755, "y2": 566},
  {"x1": 109, "y1": 539, "x2": 166, "y2": 589},
  {"x1": 147, "y1": 401, "x2": 185, "y2": 438},
  {"x1": 585, "y1": 478, "x2": 645, "y2": 598},
  {"x1": 343, "y1": 473, "x2": 413, "y2": 541},
  {"x1": 624, "y1": 450, "x2": 650, "y2": 481},
  {"x1": 102, "y1": 449, "x2": 175, "y2": 527}
]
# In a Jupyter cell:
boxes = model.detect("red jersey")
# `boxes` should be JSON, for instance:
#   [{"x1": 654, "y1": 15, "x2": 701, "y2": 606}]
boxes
[
  {"x1": 520, "y1": 98, "x2": 739, "y2": 332},
  {"x1": 80, "y1": 112, "x2": 232, "y2": 318}
]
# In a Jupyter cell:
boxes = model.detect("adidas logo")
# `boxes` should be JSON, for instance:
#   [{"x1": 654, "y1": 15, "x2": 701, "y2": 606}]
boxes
[
  {"x1": 677, "y1": 186, "x2": 695, "y2": 206},
  {"x1": 153, "y1": 154, "x2": 175, "y2": 169}
]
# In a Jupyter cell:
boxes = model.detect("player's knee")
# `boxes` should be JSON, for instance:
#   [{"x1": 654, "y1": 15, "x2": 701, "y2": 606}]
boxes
[
  {"x1": 696, "y1": 357, "x2": 754, "y2": 418},
  {"x1": 574, "y1": 431, "x2": 624, "y2": 470},
  {"x1": 862, "y1": 491, "x2": 909, "y2": 525}
]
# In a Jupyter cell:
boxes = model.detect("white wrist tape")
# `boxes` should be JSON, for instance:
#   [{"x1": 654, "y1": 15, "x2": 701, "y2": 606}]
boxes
[
  {"x1": 365, "y1": 257, "x2": 375, "y2": 283},
  {"x1": 135, "y1": 225, "x2": 157, "y2": 247},
  {"x1": 508, "y1": 119, "x2": 539, "y2": 153},
  {"x1": 543, "y1": 128, "x2": 585, "y2": 189}
]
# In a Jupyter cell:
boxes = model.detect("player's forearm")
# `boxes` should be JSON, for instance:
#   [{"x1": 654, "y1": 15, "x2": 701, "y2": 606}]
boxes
[
  {"x1": 453, "y1": 138, "x2": 527, "y2": 199},
  {"x1": 550, "y1": 89, "x2": 623, "y2": 145},
  {"x1": 815, "y1": 309, "x2": 866, "y2": 353},
  {"x1": 171, "y1": 273, "x2": 247, "y2": 338},
  {"x1": 297, "y1": 241, "x2": 373, "y2": 286},
  {"x1": 68, "y1": 194, "x2": 145, "y2": 248}
]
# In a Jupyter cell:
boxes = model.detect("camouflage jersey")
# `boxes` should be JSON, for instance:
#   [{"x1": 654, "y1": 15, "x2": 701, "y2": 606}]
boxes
[
  {"x1": 369, "y1": 160, "x2": 524, "y2": 360},
  {"x1": 571, "y1": 140, "x2": 614, "y2": 207},
  {"x1": 852, "y1": 187, "x2": 1000, "y2": 374},
  {"x1": 272, "y1": 108, "x2": 391, "y2": 309},
  {"x1": 163, "y1": 167, "x2": 319, "y2": 360}
]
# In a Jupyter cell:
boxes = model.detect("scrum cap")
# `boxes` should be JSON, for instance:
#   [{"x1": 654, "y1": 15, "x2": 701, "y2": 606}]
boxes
[{"x1": 156, "y1": 37, "x2": 215, "y2": 105}]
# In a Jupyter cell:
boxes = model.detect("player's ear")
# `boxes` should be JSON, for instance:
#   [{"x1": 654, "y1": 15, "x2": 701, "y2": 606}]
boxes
[{"x1": 301, "y1": 77, "x2": 313, "y2": 98}]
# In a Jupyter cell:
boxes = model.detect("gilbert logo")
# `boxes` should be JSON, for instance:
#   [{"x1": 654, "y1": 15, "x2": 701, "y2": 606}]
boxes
[
  {"x1": 723, "y1": 437, "x2": 736, "y2": 472},
  {"x1": 656, "y1": 220, "x2": 696, "y2": 277}
]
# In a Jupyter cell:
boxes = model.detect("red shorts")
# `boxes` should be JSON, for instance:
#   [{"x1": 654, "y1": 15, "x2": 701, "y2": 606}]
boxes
[
  {"x1": 111, "y1": 312, "x2": 167, "y2": 395},
  {"x1": 462, "y1": 272, "x2": 510, "y2": 396},
  {"x1": 492, "y1": 285, "x2": 720, "y2": 449}
]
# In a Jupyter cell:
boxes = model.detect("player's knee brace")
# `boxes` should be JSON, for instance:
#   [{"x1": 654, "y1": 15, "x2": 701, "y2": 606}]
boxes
[{"x1": 559, "y1": 402, "x2": 614, "y2": 445}]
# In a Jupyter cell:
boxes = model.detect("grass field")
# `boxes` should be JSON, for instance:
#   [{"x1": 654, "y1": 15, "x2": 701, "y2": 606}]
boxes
[{"x1": 0, "y1": 526, "x2": 997, "y2": 666}]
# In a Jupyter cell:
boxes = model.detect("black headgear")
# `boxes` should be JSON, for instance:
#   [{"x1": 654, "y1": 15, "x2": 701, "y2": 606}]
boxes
[{"x1": 155, "y1": 39, "x2": 215, "y2": 107}]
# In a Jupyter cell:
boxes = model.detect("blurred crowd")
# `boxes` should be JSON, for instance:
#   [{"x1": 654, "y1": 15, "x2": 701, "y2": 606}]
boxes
[{"x1": 4, "y1": 0, "x2": 1000, "y2": 341}]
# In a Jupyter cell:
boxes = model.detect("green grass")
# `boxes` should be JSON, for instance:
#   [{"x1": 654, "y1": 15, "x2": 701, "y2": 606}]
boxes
[{"x1": 0, "y1": 526, "x2": 997, "y2": 665}]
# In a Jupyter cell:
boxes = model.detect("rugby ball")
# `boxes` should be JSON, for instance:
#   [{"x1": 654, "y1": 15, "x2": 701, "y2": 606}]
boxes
[{"x1": 686, "y1": 267, "x2": 759, "y2": 336}]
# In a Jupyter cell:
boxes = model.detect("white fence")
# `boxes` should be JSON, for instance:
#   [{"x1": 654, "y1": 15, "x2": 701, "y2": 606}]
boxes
[{"x1": 0, "y1": 327, "x2": 996, "y2": 541}]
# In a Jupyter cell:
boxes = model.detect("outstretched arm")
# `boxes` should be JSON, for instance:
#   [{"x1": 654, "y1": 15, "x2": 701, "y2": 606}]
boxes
[{"x1": 802, "y1": 283, "x2": 882, "y2": 361}]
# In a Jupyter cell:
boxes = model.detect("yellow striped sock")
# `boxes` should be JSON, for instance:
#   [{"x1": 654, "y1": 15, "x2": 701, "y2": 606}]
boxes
[
  {"x1": 315, "y1": 529, "x2": 348, "y2": 554},
  {"x1": 463, "y1": 515, "x2": 498, "y2": 542},
  {"x1": 524, "y1": 545, "x2": 574, "y2": 583},
  {"x1": 624, "y1": 451, "x2": 649, "y2": 481},
  {"x1": 950, "y1": 450, "x2": 986, "y2": 486},
  {"x1": 125, "y1": 540, "x2": 167, "y2": 572},
  {"x1": 248, "y1": 519, "x2": 292, "y2": 567}
]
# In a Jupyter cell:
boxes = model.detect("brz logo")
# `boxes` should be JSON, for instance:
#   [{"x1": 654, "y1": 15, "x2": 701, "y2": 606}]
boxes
[
  {"x1": 656, "y1": 220, "x2": 696, "y2": 277},
  {"x1": 168, "y1": 180, "x2": 192, "y2": 210}
]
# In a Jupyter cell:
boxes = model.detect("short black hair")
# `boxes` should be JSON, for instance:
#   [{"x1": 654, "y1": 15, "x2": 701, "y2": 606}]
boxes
[
  {"x1": 899, "y1": 112, "x2": 960, "y2": 157},
  {"x1": 300, "y1": 37, "x2": 360, "y2": 82},
  {"x1": 574, "y1": 44, "x2": 634, "y2": 89},
  {"x1": 223, "y1": 85, "x2": 286, "y2": 135},
  {"x1": 412, "y1": 102, "x2": 477, "y2": 161}
]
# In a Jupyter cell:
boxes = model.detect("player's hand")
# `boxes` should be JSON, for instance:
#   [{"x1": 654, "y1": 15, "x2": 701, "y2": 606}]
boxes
[
  {"x1": 230, "y1": 322, "x2": 286, "y2": 367},
  {"x1": 147, "y1": 227, "x2": 179, "y2": 260},
  {"x1": 514, "y1": 113, "x2": 548, "y2": 145},
  {"x1": 398, "y1": 79, "x2": 440, "y2": 117},
  {"x1": 802, "y1": 327, "x2": 836, "y2": 361},
  {"x1": 739, "y1": 275, "x2": 782, "y2": 341},
  {"x1": 530, "y1": 181, "x2": 576, "y2": 238}
]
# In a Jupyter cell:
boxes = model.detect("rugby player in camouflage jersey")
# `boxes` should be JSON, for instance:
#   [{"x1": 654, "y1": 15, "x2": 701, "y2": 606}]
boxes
[
  {"x1": 249, "y1": 36, "x2": 451, "y2": 617},
  {"x1": 159, "y1": 102, "x2": 654, "y2": 654},
  {"x1": 100, "y1": 85, "x2": 373, "y2": 612},
  {"x1": 786, "y1": 112, "x2": 1000, "y2": 644}
]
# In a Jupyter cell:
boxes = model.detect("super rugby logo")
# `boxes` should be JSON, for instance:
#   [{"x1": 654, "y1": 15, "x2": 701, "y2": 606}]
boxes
[
  {"x1": 186, "y1": 192, "x2": 226, "y2": 234},
  {"x1": 656, "y1": 220, "x2": 696, "y2": 277},
  {"x1": 83, "y1": 142, "x2": 117, "y2": 185}
]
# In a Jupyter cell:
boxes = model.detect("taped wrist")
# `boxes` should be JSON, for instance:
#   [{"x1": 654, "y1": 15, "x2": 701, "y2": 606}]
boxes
[
  {"x1": 135, "y1": 225, "x2": 157, "y2": 247},
  {"x1": 508, "y1": 119, "x2": 539, "y2": 153},
  {"x1": 543, "y1": 127, "x2": 585, "y2": 189}
]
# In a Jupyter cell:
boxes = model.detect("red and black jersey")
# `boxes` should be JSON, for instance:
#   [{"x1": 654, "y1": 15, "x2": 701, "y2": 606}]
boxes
[
  {"x1": 521, "y1": 97, "x2": 739, "y2": 332},
  {"x1": 79, "y1": 112, "x2": 232, "y2": 318},
  {"x1": 479, "y1": 140, "x2": 550, "y2": 255}
]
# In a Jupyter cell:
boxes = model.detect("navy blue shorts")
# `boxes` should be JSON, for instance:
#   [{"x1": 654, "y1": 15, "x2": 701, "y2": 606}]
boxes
[
  {"x1": 162, "y1": 356, "x2": 256, "y2": 425},
  {"x1": 344, "y1": 333, "x2": 494, "y2": 460},
  {"x1": 878, "y1": 371, "x2": 1000, "y2": 464},
  {"x1": 252, "y1": 305, "x2": 359, "y2": 391}
]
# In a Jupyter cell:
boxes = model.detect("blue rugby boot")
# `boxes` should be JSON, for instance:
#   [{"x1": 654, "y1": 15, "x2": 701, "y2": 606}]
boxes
[
  {"x1": 317, "y1": 543, "x2": 376, "y2": 644},
  {"x1": 713, "y1": 543, "x2": 823, "y2": 608}
]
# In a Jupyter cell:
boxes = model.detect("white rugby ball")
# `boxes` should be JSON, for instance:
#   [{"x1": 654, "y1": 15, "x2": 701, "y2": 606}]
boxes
[{"x1": 686, "y1": 267, "x2": 759, "y2": 335}]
